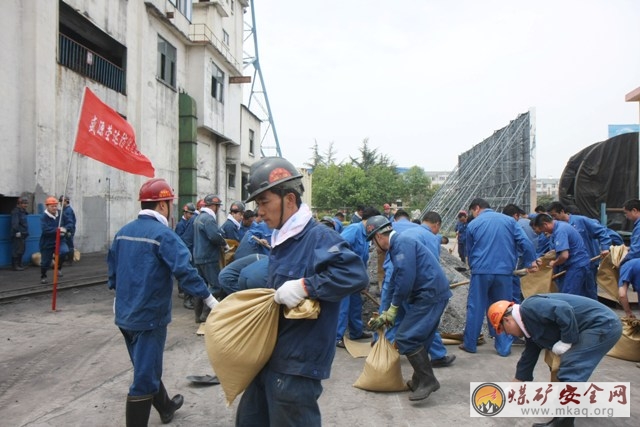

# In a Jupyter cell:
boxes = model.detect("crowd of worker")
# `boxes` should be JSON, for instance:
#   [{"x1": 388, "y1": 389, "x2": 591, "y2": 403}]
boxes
[{"x1": 28, "y1": 155, "x2": 635, "y2": 426}]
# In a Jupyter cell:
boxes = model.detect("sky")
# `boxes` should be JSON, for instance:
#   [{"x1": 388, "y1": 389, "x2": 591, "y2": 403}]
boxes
[{"x1": 249, "y1": 0, "x2": 640, "y2": 178}]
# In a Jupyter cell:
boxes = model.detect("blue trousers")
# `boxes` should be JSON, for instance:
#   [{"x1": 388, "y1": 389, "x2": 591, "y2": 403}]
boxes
[
  {"x1": 561, "y1": 264, "x2": 594, "y2": 299},
  {"x1": 236, "y1": 366, "x2": 323, "y2": 427},
  {"x1": 196, "y1": 261, "x2": 222, "y2": 295},
  {"x1": 395, "y1": 297, "x2": 448, "y2": 355},
  {"x1": 379, "y1": 279, "x2": 448, "y2": 359},
  {"x1": 557, "y1": 317, "x2": 622, "y2": 382},
  {"x1": 120, "y1": 326, "x2": 166, "y2": 396},
  {"x1": 336, "y1": 292, "x2": 365, "y2": 340},
  {"x1": 463, "y1": 274, "x2": 513, "y2": 356}
]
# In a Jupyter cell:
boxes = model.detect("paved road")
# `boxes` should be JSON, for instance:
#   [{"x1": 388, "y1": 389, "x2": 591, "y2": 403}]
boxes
[{"x1": 0, "y1": 284, "x2": 637, "y2": 426}]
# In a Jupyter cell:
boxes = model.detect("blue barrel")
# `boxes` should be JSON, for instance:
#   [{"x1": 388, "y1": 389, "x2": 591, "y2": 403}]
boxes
[{"x1": 0, "y1": 214, "x2": 42, "y2": 268}]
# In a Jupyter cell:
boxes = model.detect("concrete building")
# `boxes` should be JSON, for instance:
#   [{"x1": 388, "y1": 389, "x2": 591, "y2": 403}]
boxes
[
  {"x1": 535, "y1": 177, "x2": 560, "y2": 198},
  {"x1": 0, "y1": 0, "x2": 260, "y2": 256}
]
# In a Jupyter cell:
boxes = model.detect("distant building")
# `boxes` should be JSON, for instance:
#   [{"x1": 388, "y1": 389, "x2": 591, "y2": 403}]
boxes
[
  {"x1": 536, "y1": 178, "x2": 559, "y2": 198},
  {"x1": 424, "y1": 171, "x2": 451, "y2": 188}
]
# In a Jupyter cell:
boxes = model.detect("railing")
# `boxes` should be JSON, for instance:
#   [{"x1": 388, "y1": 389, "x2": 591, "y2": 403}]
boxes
[
  {"x1": 189, "y1": 23, "x2": 241, "y2": 71},
  {"x1": 58, "y1": 33, "x2": 126, "y2": 95}
]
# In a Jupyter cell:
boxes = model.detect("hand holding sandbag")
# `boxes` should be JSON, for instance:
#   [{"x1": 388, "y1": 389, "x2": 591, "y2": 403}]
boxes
[
  {"x1": 368, "y1": 305, "x2": 398, "y2": 330},
  {"x1": 552, "y1": 340, "x2": 572, "y2": 355},
  {"x1": 274, "y1": 279, "x2": 307, "y2": 308}
]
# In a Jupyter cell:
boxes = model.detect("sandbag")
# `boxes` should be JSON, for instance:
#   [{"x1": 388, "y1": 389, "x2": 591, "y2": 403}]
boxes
[
  {"x1": 607, "y1": 317, "x2": 640, "y2": 362},
  {"x1": 596, "y1": 245, "x2": 628, "y2": 302},
  {"x1": 204, "y1": 288, "x2": 280, "y2": 406},
  {"x1": 521, "y1": 251, "x2": 558, "y2": 298},
  {"x1": 353, "y1": 330, "x2": 408, "y2": 392},
  {"x1": 220, "y1": 239, "x2": 239, "y2": 268},
  {"x1": 73, "y1": 249, "x2": 81, "y2": 262},
  {"x1": 544, "y1": 349, "x2": 561, "y2": 382},
  {"x1": 204, "y1": 290, "x2": 320, "y2": 406}
]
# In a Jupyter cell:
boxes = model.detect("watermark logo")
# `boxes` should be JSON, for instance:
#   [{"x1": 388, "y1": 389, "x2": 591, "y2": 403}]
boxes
[
  {"x1": 470, "y1": 382, "x2": 630, "y2": 418},
  {"x1": 471, "y1": 383, "x2": 506, "y2": 416}
]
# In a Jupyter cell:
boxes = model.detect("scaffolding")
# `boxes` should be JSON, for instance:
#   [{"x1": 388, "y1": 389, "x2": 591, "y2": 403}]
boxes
[
  {"x1": 243, "y1": 0, "x2": 282, "y2": 158},
  {"x1": 423, "y1": 110, "x2": 536, "y2": 233}
]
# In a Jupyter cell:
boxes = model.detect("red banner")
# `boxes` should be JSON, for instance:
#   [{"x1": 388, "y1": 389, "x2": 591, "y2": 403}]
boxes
[{"x1": 73, "y1": 87, "x2": 155, "y2": 177}]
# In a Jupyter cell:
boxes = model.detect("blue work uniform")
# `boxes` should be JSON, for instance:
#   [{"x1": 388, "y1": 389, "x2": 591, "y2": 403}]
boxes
[
  {"x1": 221, "y1": 216, "x2": 241, "y2": 242},
  {"x1": 234, "y1": 221, "x2": 271, "y2": 259},
  {"x1": 621, "y1": 216, "x2": 640, "y2": 265},
  {"x1": 567, "y1": 214, "x2": 611, "y2": 284},
  {"x1": 236, "y1": 219, "x2": 368, "y2": 427},
  {"x1": 174, "y1": 216, "x2": 188, "y2": 237},
  {"x1": 386, "y1": 230, "x2": 452, "y2": 355},
  {"x1": 218, "y1": 254, "x2": 268, "y2": 295},
  {"x1": 455, "y1": 220, "x2": 467, "y2": 262},
  {"x1": 550, "y1": 220, "x2": 593, "y2": 298},
  {"x1": 10, "y1": 205, "x2": 29, "y2": 261},
  {"x1": 107, "y1": 214, "x2": 212, "y2": 396},
  {"x1": 39, "y1": 212, "x2": 68, "y2": 279},
  {"x1": 193, "y1": 211, "x2": 226, "y2": 294},
  {"x1": 464, "y1": 209, "x2": 536, "y2": 356},
  {"x1": 61, "y1": 204, "x2": 76, "y2": 256},
  {"x1": 607, "y1": 228, "x2": 624, "y2": 246},
  {"x1": 336, "y1": 222, "x2": 368, "y2": 341},
  {"x1": 515, "y1": 294, "x2": 621, "y2": 382},
  {"x1": 332, "y1": 216, "x2": 344, "y2": 233}
]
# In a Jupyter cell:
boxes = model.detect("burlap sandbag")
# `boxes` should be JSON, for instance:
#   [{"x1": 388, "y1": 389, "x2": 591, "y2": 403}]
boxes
[
  {"x1": 606, "y1": 317, "x2": 640, "y2": 362},
  {"x1": 544, "y1": 349, "x2": 561, "y2": 382},
  {"x1": 353, "y1": 331, "x2": 408, "y2": 392},
  {"x1": 596, "y1": 245, "x2": 628, "y2": 302},
  {"x1": 204, "y1": 289, "x2": 320, "y2": 406},
  {"x1": 521, "y1": 251, "x2": 558, "y2": 298}
]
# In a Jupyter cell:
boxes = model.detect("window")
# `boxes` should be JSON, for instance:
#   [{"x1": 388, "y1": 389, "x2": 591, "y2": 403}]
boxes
[
  {"x1": 241, "y1": 173, "x2": 249, "y2": 201},
  {"x1": 230, "y1": 0, "x2": 235, "y2": 14},
  {"x1": 157, "y1": 36, "x2": 177, "y2": 88},
  {"x1": 211, "y1": 63, "x2": 224, "y2": 103},
  {"x1": 222, "y1": 30, "x2": 230, "y2": 45},
  {"x1": 248, "y1": 129, "x2": 255, "y2": 155},
  {"x1": 227, "y1": 165, "x2": 236, "y2": 189}
]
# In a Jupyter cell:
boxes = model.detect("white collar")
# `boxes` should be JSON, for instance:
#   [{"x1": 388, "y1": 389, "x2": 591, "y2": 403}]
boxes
[
  {"x1": 271, "y1": 203, "x2": 313, "y2": 248},
  {"x1": 200, "y1": 207, "x2": 217, "y2": 219},
  {"x1": 139, "y1": 209, "x2": 168, "y2": 227},
  {"x1": 511, "y1": 304, "x2": 531, "y2": 339}
]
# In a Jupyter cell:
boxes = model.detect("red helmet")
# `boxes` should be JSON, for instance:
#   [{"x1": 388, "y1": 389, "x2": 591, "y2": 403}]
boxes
[
  {"x1": 45, "y1": 196, "x2": 58, "y2": 206},
  {"x1": 139, "y1": 178, "x2": 175, "y2": 202},
  {"x1": 196, "y1": 199, "x2": 206, "y2": 210}
]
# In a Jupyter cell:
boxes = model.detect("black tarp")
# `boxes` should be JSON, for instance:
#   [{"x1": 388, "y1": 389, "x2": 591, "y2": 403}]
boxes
[{"x1": 559, "y1": 132, "x2": 639, "y2": 231}]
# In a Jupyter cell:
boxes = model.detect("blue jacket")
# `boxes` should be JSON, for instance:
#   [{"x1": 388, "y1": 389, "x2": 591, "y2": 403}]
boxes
[
  {"x1": 39, "y1": 213, "x2": 60, "y2": 250},
  {"x1": 193, "y1": 212, "x2": 226, "y2": 265},
  {"x1": 332, "y1": 216, "x2": 344, "y2": 233},
  {"x1": 221, "y1": 217, "x2": 241, "y2": 242},
  {"x1": 267, "y1": 220, "x2": 368, "y2": 380},
  {"x1": 515, "y1": 293, "x2": 620, "y2": 381},
  {"x1": 340, "y1": 222, "x2": 369, "y2": 264},
  {"x1": 61, "y1": 205, "x2": 76, "y2": 234},
  {"x1": 567, "y1": 215, "x2": 611, "y2": 259},
  {"x1": 234, "y1": 221, "x2": 272, "y2": 259},
  {"x1": 11, "y1": 206, "x2": 29, "y2": 236},
  {"x1": 467, "y1": 209, "x2": 536, "y2": 274},
  {"x1": 388, "y1": 231, "x2": 452, "y2": 308},
  {"x1": 621, "y1": 217, "x2": 640, "y2": 264},
  {"x1": 175, "y1": 217, "x2": 188, "y2": 237},
  {"x1": 550, "y1": 220, "x2": 590, "y2": 268},
  {"x1": 219, "y1": 254, "x2": 268, "y2": 294},
  {"x1": 107, "y1": 215, "x2": 211, "y2": 330},
  {"x1": 618, "y1": 257, "x2": 640, "y2": 291},
  {"x1": 179, "y1": 214, "x2": 197, "y2": 254}
]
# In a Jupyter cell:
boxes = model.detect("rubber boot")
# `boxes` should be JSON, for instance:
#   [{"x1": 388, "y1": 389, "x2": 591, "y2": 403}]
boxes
[
  {"x1": 406, "y1": 347, "x2": 440, "y2": 401},
  {"x1": 153, "y1": 381, "x2": 184, "y2": 424},
  {"x1": 193, "y1": 297, "x2": 204, "y2": 323},
  {"x1": 12, "y1": 257, "x2": 24, "y2": 271},
  {"x1": 532, "y1": 417, "x2": 575, "y2": 427},
  {"x1": 126, "y1": 394, "x2": 153, "y2": 427}
]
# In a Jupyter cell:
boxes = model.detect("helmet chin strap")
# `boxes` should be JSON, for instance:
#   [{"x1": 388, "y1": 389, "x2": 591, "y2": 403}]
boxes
[{"x1": 275, "y1": 194, "x2": 286, "y2": 230}]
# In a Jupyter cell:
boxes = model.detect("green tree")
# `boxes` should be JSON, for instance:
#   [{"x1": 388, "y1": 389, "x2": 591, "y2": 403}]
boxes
[{"x1": 400, "y1": 166, "x2": 434, "y2": 210}]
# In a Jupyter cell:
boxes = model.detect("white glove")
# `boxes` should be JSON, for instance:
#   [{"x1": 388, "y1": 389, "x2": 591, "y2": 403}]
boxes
[
  {"x1": 15, "y1": 232, "x2": 21, "y2": 238},
  {"x1": 552, "y1": 340, "x2": 572, "y2": 355},
  {"x1": 60, "y1": 227, "x2": 67, "y2": 234},
  {"x1": 204, "y1": 295, "x2": 219, "y2": 310},
  {"x1": 274, "y1": 279, "x2": 308, "y2": 308}
]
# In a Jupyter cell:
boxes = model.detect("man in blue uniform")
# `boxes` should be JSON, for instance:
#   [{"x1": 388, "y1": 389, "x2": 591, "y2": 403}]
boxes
[
  {"x1": 460, "y1": 198, "x2": 537, "y2": 357},
  {"x1": 108, "y1": 178, "x2": 219, "y2": 426},
  {"x1": 617, "y1": 258, "x2": 640, "y2": 318},
  {"x1": 367, "y1": 215, "x2": 452, "y2": 401},
  {"x1": 221, "y1": 201, "x2": 245, "y2": 242},
  {"x1": 193, "y1": 193, "x2": 227, "y2": 320},
  {"x1": 621, "y1": 199, "x2": 640, "y2": 265},
  {"x1": 10, "y1": 197, "x2": 29, "y2": 271},
  {"x1": 531, "y1": 214, "x2": 593, "y2": 298},
  {"x1": 454, "y1": 210, "x2": 468, "y2": 263},
  {"x1": 59, "y1": 196, "x2": 77, "y2": 265},
  {"x1": 335, "y1": 207, "x2": 378, "y2": 348},
  {"x1": 235, "y1": 157, "x2": 368, "y2": 427},
  {"x1": 39, "y1": 196, "x2": 68, "y2": 284},
  {"x1": 488, "y1": 294, "x2": 622, "y2": 427},
  {"x1": 175, "y1": 202, "x2": 197, "y2": 309}
]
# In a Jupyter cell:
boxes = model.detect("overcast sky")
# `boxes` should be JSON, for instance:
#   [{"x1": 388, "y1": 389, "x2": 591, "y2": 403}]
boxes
[{"x1": 250, "y1": 0, "x2": 640, "y2": 178}]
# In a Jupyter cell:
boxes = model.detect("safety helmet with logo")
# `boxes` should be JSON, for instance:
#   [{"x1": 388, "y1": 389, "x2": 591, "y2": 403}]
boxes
[
  {"x1": 365, "y1": 215, "x2": 393, "y2": 241},
  {"x1": 139, "y1": 178, "x2": 176, "y2": 202},
  {"x1": 204, "y1": 194, "x2": 223, "y2": 207},
  {"x1": 487, "y1": 300, "x2": 515, "y2": 334},
  {"x1": 183, "y1": 203, "x2": 197, "y2": 214},
  {"x1": 45, "y1": 196, "x2": 59, "y2": 206},
  {"x1": 229, "y1": 201, "x2": 246, "y2": 213},
  {"x1": 245, "y1": 157, "x2": 303, "y2": 203}
]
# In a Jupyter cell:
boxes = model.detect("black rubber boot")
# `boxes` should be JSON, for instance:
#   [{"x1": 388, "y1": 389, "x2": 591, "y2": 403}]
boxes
[
  {"x1": 406, "y1": 347, "x2": 440, "y2": 401},
  {"x1": 126, "y1": 394, "x2": 153, "y2": 427},
  {"x1": 12, "y1": 257, "x2": 24, "y2": 271},
  {"x1": 153, "y1": 381, "x2": 184, "y2": 424},
  {"x1": 532, "y1": 417, "x2": 575, "y2": 427}
]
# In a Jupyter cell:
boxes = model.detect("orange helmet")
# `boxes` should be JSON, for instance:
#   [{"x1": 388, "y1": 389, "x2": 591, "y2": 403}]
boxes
[
  {"x1": 487, "y1": 300, "x2": 514, "y2": 334},
  {"x1": 45, "y1": 196, "x2": 58, "y2": 206},
  {"x1": 139, "y1": 178, "x2": 175, "y2": 202}
]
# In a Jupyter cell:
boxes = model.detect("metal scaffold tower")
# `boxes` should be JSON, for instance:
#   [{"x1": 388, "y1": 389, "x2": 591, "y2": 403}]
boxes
[
  {"x1": 423, "y1": 110, "x2": 536, "y2": 234},
  {"x1": 243, "y1": 0, "x2": 282, "y2": 158}
]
